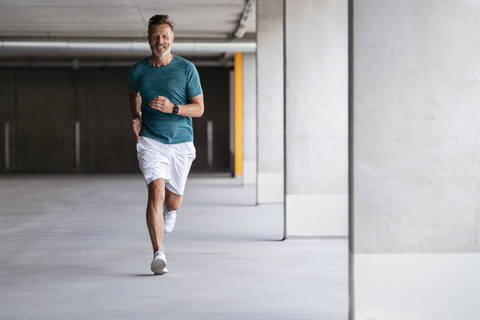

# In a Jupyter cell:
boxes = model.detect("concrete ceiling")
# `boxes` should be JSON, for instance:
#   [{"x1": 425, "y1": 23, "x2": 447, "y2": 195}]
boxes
[{"x1": 0, "y1": 0, "x2": 256, "y2": 39}]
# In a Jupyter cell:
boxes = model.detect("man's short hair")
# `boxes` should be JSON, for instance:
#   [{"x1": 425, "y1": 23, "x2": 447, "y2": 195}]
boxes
[{"x1": 148, "y1": 15, "x2": 174, "y2": 34}]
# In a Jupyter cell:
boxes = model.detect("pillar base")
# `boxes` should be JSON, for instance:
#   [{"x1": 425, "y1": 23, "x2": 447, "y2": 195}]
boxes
[
  {"x1": 286, "y1": 194, "x2": 347, "y2": 236},
  {"x1": 353, "y1": 252, "x2": 480, "y2": 319},
  {"x1": 257, "y1": 172, "x2": 283, "y2": 203},
  {"x1": 243, "y1": 160, "x2": 256, "y2": 185}
]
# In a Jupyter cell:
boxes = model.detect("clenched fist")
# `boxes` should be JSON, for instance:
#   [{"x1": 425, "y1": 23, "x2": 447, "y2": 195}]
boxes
[{"x1": 149, "y1": 96, "x2": 174, "y2": 113}]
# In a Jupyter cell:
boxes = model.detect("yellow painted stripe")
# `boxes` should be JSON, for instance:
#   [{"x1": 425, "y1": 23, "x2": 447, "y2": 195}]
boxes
[{"x1": 234, "y1": 52, "x2": 243, "y2": 176}]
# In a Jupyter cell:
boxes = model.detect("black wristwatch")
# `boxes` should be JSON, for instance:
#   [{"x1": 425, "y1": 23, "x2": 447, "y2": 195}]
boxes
[{"x1": 172, "y1": 104, "x2": 179, "y2": 114}]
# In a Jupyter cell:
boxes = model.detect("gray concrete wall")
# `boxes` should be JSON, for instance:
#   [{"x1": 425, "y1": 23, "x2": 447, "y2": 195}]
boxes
[
  {"x1": 85, "y1": 68, "x2": 140, "y2": 172},
  {"x1": 0, "y1": 66, "x2": 231, "y2": 173},
  {"x1": 285, "y1": 0, "x2": 348, "y2": 236},
  {"x1": 353, "y1": 0, "x2": 480, "y2": 254},
  {"x1": 191, "y1": 67, "x2": 231, "y2": 173},
  {"x1": 353, "y1": 1, "x2": 480, "y2": 318},
  {"x1": 256, "y1": 0, "x2": 284, "y2": 203},
  {"x1": 0, "y1": 70, "x2": 15, "y2": 172},
  {"x1": 242, "y1": 53, "x2": 257, "y2": 185},
  {"x1": 15, "y1": 69, "x2": 77, "y2": 172}
]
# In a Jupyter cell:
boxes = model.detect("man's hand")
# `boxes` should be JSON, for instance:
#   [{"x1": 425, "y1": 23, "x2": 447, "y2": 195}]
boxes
[
  {"x1": 132, "y1": 118, "x2": 142, "y2": 142},
  {"x1": 149, "y1": 96, "x2": 174, "y2": 113}
]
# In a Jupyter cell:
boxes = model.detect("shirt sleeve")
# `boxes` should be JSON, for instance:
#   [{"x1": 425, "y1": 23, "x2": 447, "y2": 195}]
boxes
[
  {"x1": 186, "y1": 62, "x2": 203, "y2": 99},
  {"x1": 128, "y1": 67, "x2": 139, "y2": 93}
]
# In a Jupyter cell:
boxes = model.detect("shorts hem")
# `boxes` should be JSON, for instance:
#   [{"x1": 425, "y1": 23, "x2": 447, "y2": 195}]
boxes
[
  {"x1": 145, "y1": 175, "x2": 171, "y2": 186},
  {"x1": 140, "y1": 133, "x2": 194, "y2": 145},
  {"x1": 165, "y1": 184, "x2": 183, "y2": 196}
]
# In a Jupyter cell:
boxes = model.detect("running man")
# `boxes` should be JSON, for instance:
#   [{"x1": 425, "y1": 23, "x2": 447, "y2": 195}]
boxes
[{"x1": 128, "y1": 14, "x2": 204, "y2": 275}]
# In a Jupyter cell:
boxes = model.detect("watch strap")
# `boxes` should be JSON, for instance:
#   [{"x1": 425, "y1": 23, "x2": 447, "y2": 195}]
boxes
[{"x1": 172, "y1": 104, "x2": 179, "y2": 114}]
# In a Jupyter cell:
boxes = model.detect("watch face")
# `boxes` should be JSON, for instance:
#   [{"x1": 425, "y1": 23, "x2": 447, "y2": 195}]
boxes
[{"x1": 173, "y1": 105, "x2": 179, "y2": 113}]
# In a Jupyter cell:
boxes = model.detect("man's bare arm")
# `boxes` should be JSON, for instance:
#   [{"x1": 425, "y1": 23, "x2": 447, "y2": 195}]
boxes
[
  {"x1": 129, "y1": 90, "x2": 142, "y2": 119},
  {"x1": 177, "y1": 94, "x2": 204, "y2": 117},
  {"x1": 149, "y1": 94, "x2": 204, "y2": 117},
  {"x1": 129, "y1": 90, "x2": 142, "y2": 141}
]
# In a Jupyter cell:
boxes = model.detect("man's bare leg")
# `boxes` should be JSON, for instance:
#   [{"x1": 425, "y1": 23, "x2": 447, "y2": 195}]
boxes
[
  {"x1": 146, "y1": 179, "x2": 165, "y2": 253},
  {"x1": 165, "y1": 188, "x2": 182, "y2": 211}
]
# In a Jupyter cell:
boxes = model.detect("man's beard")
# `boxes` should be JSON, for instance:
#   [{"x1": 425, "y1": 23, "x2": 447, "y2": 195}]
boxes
[{"x1": 152, "y1": 44, "x2": 171, "y2": 57}]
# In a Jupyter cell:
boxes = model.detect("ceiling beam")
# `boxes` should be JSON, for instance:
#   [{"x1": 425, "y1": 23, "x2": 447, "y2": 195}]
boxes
[{"x1": 0, "y1": 38, "x2": 256, "y2": 57}]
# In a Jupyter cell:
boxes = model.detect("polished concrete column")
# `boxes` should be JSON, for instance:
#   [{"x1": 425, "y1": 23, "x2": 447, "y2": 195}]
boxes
[
  {"x1": 352, "y1": 1, "x2": 480, "y2": 318},
  {"x1": 242, "y1": 53, "x2": 257, "y2": 185},
  {"x1": 256, "y1": 0, "x2": 284, "y2": 203},
  {"x1": 284, "y1": 0, "x2": 348, "y2": 236}
]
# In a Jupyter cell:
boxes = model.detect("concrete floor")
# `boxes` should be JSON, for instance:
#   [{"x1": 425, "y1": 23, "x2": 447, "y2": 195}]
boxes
[{"x1": 0, "y1": 174, "x2": 348, "y2": 319}]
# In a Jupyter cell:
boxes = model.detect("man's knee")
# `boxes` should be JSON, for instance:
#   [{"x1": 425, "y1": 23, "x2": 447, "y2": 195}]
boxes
[
  {"x1": 165, "y1": 195, "x2": 182, "y2": 211},
  {"x1": 148, "y1": 179, "x2": 165, "y2": 203}
]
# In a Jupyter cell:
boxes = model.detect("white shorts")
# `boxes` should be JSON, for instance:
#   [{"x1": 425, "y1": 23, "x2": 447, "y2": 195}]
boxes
[{"x1": 136, "y1": 136, "x2": 196, "y2": 195}]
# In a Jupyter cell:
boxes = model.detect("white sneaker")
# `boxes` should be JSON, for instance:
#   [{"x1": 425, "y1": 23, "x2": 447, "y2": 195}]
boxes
[
  {"x1": 151, "y1": 247, "x2": 168, "y2": 275},
  {"x1": 163, "y1": 206, "x2": 177, "y2": 234}
]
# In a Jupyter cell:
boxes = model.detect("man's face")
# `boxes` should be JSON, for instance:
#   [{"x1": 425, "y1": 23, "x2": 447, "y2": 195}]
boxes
[{"x1": 148, "y1": 24, "x2": 174, "y2": 57}]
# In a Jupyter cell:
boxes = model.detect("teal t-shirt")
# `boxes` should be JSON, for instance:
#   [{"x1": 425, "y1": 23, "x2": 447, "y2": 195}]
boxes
[{"x1": 128, "y1": 55, "x2": 203, "y2": 144}]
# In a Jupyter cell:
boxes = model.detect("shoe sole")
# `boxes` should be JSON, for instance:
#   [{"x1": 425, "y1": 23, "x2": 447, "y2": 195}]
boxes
[{"x1": 151, "y1": 259, "x2": 168, "y2": 275}]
